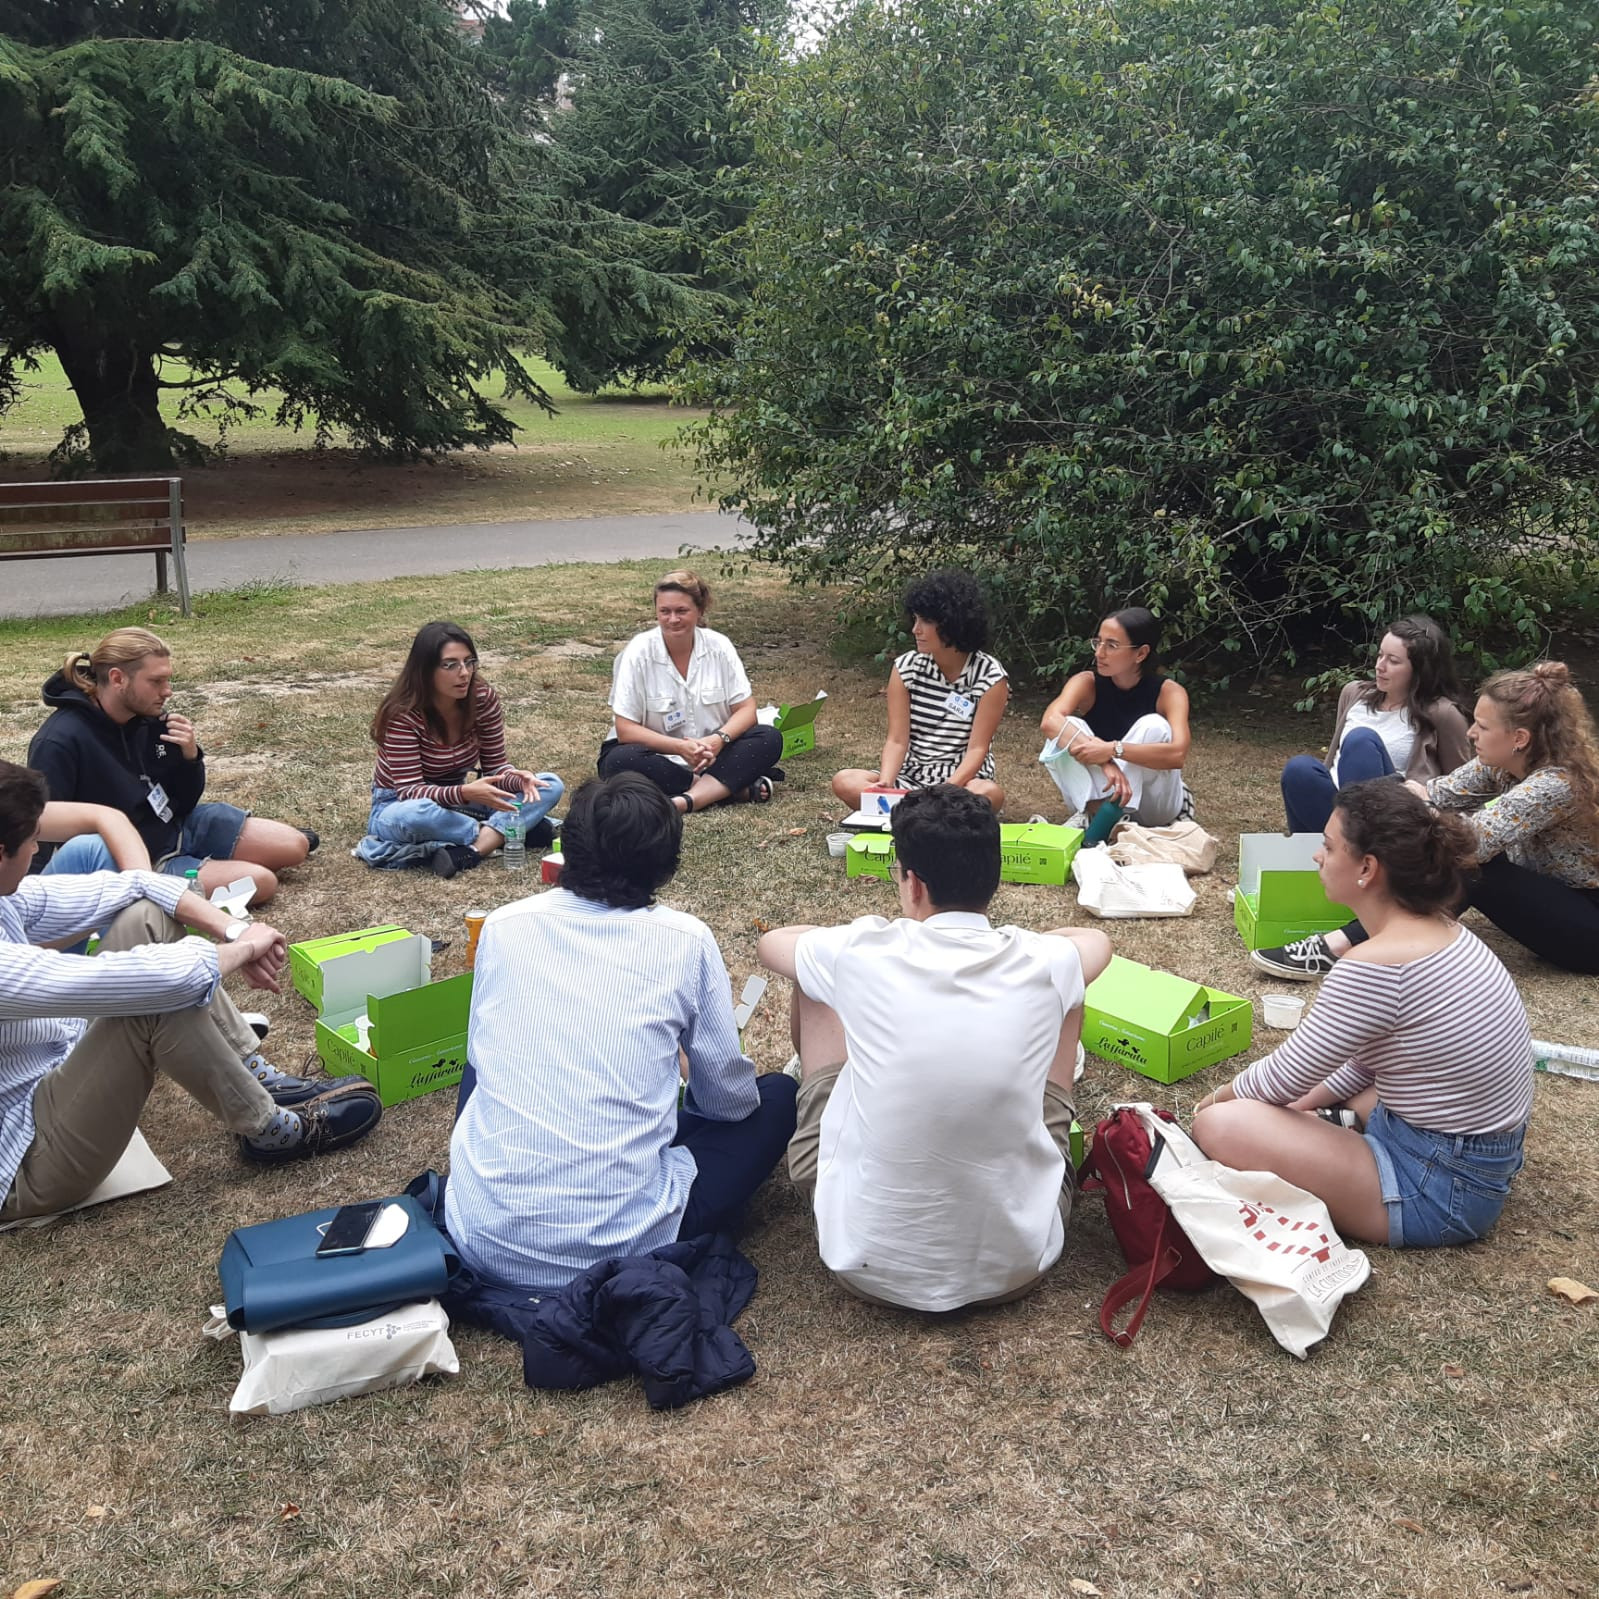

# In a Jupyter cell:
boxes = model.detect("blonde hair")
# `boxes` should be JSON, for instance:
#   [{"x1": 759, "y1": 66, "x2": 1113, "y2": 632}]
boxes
[
  {"x1": 654, "y1": 569, "x2": 711, "y2": 613},
  {"x1": 62, "y1": 627, "x2": 171, "y2": 698},
  {"x1": 1480, "y1": 660, "x2": 1599, "y2": 832}
]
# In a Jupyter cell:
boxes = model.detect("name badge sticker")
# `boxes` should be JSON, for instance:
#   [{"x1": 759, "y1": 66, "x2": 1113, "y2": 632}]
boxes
[
  {"x1": 662, "y1": 706, "x2": 686, "y2": 733},
  {"x1": 146, "y1": 782, "x2": 173, "y2": 822},
  {"x1": 943, "y1": 691, "x2": 976, "y2": 721}
]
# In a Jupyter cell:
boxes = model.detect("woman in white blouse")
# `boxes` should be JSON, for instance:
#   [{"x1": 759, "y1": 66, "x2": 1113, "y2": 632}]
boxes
[
  {"x1": 1279, "y1": 615, "x2": 1469, "y2": 834},
  {"x1": 598, "y1": 570, "x2": 784, "y2": 815},
  {"x1": 1194, "y1": 780, "x2": 1532, "y2": 1250}
]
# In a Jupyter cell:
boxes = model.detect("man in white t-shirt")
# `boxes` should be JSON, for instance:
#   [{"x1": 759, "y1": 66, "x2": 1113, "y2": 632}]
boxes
[{"x1": 758, "y1": 784, "x2": 1111, "y2": 1311}]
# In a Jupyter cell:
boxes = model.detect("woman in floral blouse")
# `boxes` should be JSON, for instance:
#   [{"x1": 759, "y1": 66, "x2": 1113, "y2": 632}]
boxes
[
  {"x1": 1411, "y1": 661, "x2": 1599, "y2": 971},
  {"x1": 1247, "y1": 661, "x2": 1599, "y2": 977}
]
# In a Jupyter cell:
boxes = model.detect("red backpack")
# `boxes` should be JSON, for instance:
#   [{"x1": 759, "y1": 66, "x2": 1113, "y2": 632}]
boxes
[{"x1": 1078, "y1": 1105, "x2": 1219, "y2": 1346}]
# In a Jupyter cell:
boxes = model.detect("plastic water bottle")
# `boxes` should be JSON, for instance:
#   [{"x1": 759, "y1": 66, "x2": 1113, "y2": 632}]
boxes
[{"x1": 502, "y1": 807, "x2": 527, "y2": 872}]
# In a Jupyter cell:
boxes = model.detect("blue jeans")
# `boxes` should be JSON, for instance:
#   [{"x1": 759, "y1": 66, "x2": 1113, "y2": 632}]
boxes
[
  {"x1": 355, "y1": 778, "x2": 564, "y2": 870},
  {"x1": 1363, "y1": 1102, "x2": 1526, "y2": 1248},
  {"x1": 41, "y1": 802, "x2": 251, "y2": 950},
  {"x1": 1280, "y1": 728, "x2": 1396, "y2": 833},
  {"x1": 453, "y1": 1062, "x2": 798, "y2": 1239}
]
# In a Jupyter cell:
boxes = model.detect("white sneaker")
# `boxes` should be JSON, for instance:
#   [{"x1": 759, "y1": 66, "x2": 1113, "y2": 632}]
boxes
[
  {"x1": 782, "y1": 1051, "x2": 803, "y2": 1082},
  {"x1": 1066, "y1": 811, "x2": 1090, "y2": 831},
  {"x1": 1075, "y1": 1041, "x2": 1086, "y2": 1082}
]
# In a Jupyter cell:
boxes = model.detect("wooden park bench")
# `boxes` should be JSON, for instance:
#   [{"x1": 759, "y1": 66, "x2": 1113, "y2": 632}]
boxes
[{"x1": 0, "y1": 476, "x2": 192, "y2": 615}]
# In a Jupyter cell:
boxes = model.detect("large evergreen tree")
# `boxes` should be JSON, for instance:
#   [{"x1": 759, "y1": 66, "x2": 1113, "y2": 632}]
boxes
[
  {"x1": 484, "y1": 0, "x2": 778, "y2": 389},
  {"x1": 0, "y1": 0, "x2": 684, "y2": 469}
]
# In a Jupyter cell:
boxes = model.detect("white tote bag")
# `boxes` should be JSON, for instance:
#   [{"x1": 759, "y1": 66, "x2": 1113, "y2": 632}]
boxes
[
  {"x1": 1125, "y1": 1104, "x2": 1371, "y2": 1358},
  {"x1": 1072, "y1": 845, "x2": 1197, "y2": 918}
]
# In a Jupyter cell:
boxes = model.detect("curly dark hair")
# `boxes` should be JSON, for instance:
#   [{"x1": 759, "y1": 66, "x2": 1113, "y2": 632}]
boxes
[
  {"x1": 903, "y1": 569, "x2": 991, "y2": 654},
  {"x1": 891, "y1": 783, "x2": 1000, "y2": 910},
  {"x1": 559, "y1": 773, "x2": 682, "y2": 910}
]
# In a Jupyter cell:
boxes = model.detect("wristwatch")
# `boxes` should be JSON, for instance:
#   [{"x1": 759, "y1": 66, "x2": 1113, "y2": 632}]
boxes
[
  {"x1": 1113, "y1": 740, "x2": 1125, "y2": 760},
  {"x1": 222, "y1": 920, "x2": 251, "y2": 943},
  {"x1": 715, "y1": 729, "x2": 733, "y2": 747}
]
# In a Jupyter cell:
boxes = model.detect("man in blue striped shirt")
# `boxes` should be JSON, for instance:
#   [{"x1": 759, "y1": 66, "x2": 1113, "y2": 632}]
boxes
[
  {"x1": 447, "y1": 773, "x2": 797, "y2": 1291},
  {"x1": 0, "y1": 762, "x2": 381, "y2": 1223}
]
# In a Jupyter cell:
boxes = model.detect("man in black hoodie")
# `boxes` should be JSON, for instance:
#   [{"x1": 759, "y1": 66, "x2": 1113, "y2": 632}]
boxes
[{"x1": 27, "y1": 627, "x2": 313, "y2": 906}]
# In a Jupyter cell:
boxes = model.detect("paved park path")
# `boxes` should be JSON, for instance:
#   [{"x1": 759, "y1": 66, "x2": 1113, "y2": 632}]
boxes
[{"x1": 3, "y1": 510, "x2": 751, "y2": 619}]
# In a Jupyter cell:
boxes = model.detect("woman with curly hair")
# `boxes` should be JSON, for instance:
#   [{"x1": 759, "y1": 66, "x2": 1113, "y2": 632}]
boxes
[
  {"x1": 1255, "y1": 660, "x2": 1599, "y2": 979},
  {"x1": 832, "y1": 570, "x2": 1010, "y2": 813},
  {"x1": 1037, "y1": 606, "x2": 1193, "y2": 826},
  {"x1": 1194, "y1": 780, "x2": 1532, "y2": 1250},
  {"x1": 356, "y1": 621, "x2": 563, "y2": 878}
]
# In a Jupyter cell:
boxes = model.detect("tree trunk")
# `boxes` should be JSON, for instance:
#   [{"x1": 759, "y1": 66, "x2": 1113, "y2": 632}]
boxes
[{"x1": 51, "y1": 327, "x2": 173, "y2": 472}]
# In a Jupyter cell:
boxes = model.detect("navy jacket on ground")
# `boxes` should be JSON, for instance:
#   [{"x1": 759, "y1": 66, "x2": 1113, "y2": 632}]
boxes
[
  {"x1": 27, "y1": 671, "x2": 207, "y2": 863},
  {"x1": 442, "y1": 1232, "x2": 759, "y2": 1410}
]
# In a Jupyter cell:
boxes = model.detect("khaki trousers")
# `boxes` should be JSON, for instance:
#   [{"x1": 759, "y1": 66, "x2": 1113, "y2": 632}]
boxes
[
  {"x1": 0, "y1": 901, "x2": 275, "y2": 1223},
  {"x1": 786, "y1": 1064, "x2": 1078, "y2": 1309}
]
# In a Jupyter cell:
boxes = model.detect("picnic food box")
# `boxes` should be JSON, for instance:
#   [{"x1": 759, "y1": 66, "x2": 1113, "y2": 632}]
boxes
[
  {"x1": 757, "y1": 691, "x2": 828, "y2": 759},
  {"x1": 1082, "y1": 956, "x2": 1252, "y2": 1084},
  {"x1": 1233, "y1": 833, "x2": 1354, "y2": 951},
  {"x1": 845, "y1": 822, "x2": 1084, "y2": 887},
  {"x1": 302, "y1": 932, "x2": 472, "y2": 1106},
  {"x1": 289, "y1": 925, "x2": 414, "y2": 1010}
]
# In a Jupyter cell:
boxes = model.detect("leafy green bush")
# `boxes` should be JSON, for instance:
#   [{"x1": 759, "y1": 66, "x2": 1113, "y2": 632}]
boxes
[{"x1": 687, "y1": 0, "x2": 1599, "y2": 682}]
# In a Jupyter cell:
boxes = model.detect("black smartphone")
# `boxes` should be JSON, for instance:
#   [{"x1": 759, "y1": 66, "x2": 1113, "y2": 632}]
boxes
[{"x1": 316, "y1": 1201, "x2": 384, "y2": 1257}]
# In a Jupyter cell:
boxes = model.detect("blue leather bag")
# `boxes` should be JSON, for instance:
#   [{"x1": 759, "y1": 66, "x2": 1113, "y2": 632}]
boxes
[{"x1": 218, "y1": 1173, "x2": 458, "y2": 1333}]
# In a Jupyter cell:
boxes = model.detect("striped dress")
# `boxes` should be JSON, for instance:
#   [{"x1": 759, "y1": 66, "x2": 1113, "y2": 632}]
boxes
[
  {"x1": 372, "y1": 680, "x2": 512, "y2": 807},
  {"x1": 1231, "y1": 928, "x2": 1533, "y2": 1134},
  {"x1": 894, "y1": 648, "x2": 1008, "y2": 787}
]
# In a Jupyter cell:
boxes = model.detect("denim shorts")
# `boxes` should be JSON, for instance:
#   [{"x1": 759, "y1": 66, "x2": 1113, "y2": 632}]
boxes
[
  {"x1": 158, "y1": 800, "x2": 251, "y2": 876},
  {"x1": 1363, "y1": 1102, "x2": 1526, "y2": 1249}
]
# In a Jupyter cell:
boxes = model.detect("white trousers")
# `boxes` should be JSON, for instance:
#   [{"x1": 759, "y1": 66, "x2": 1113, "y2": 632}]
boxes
[{"x1": 1038, "y1": 713, "x2": 1185, "y2": 825}]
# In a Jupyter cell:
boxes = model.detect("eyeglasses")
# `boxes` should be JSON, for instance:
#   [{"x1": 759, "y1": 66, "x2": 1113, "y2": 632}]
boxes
[
  {"x1": 437, "y1": 658, "x2": 478, "y2": 674},
  {"x1": 1089, "y1": 637, "x2": 1129, "y2": 653}
]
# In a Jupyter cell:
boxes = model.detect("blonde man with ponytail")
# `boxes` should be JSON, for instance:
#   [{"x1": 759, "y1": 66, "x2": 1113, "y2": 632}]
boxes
[{"x1": 26, "y1": 628, "x2": 313, "y2": 909}]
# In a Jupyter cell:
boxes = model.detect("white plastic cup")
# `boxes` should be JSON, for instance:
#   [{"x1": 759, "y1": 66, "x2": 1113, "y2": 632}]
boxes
[
  {"x1": 827, "y1": 832, "x2": 850, "y2": 858},
  {"x1": 1262, "y1": 993, "x2": 1305, "y2": 1030}
]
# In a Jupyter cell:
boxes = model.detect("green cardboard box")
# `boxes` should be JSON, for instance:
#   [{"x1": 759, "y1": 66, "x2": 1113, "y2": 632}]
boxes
[
  {"x1": 765, "y1": 692, "x2": 827, "y2": 759},
  {"x1": 844, "y1": 822, "x2": 1083, "y2": 886},
  {"x1": 311, "y1": 933, "x2": 472, "y2": 1106},
  {"x1": 1082, "y1": 955, "x2": 1253, "y2": 1085},
  {"x1": 289, "y1": 924, "x2": 413, "y2": 1010},
  {"x1": 845, "y1": 831, "x2": 895, "y2": 880},
  {"x1": 1233, "y1": 833, "x2": 1354, "y2": 951},
  {"x1": 1070, "y1": 1118, "x2": 1084, "y2": 1172},
  {"x1": 1000, "y1": 821, "x2": 1083, "y2": 886}
]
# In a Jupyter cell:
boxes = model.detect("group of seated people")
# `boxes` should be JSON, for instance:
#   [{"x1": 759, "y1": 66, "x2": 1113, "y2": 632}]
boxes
[{"x1": 1, "y1": 569, "x2": 1594, "y2": 1318}]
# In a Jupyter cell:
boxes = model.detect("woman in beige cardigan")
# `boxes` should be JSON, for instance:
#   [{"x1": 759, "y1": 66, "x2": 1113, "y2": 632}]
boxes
[{"x1": 1279, "y1": 615, "x2": 1469, "y2": 835}]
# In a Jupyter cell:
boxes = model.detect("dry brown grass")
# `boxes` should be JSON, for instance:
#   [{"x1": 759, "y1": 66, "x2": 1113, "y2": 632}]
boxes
[{"x1": 1, "y1": 565, "x2": 1596, "y2": 1599}]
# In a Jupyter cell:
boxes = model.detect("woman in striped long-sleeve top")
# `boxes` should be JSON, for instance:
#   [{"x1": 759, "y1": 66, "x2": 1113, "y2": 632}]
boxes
[
  {"x1": 1194, "y1": 780, "x2": 1532, "y2": 1250},
  {"x1": 355, "y1": 622, "x2": 563, "y2": 878}
]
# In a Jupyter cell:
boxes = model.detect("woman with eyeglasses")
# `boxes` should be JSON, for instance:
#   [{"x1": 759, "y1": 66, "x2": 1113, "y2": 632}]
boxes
[
  {"x1": 356, "y1": 621, "x2": 563, "y2": 878},
  {"x1": 1037, "y1": 608, "x2": 1192, "y2": 826}
]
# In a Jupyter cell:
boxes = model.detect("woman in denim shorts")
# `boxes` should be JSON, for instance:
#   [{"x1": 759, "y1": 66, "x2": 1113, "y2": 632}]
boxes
[{"x1": 1193, "y1": 781, "x2": 1533, "y2": 1249}]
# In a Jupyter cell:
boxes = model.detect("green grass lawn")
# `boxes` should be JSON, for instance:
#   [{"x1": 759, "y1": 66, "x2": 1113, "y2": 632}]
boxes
[
  {"x1": 0, "y1": 564, "x2": 1595, "y2": 1599},
  {"x1": 0, "y1": 355, "x2": 714, "y2": 536}
]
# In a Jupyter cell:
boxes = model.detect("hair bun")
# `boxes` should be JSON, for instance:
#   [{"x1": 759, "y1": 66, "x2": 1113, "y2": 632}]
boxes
[{"x1": 1532, "y1": 660, "x2": 1572, "y2": 689}]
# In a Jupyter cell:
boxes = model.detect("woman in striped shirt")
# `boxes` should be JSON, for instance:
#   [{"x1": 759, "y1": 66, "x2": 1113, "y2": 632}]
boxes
[
  {"x1": 832, "y1": 570, "x2": 1010, "y2": 813},
  {"x1": 1193, "y1": 780, "x2": 1532, "y2": 1249},
  {"x1": 356, "y1": 622, "x2": 563, "y2": 878}
]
